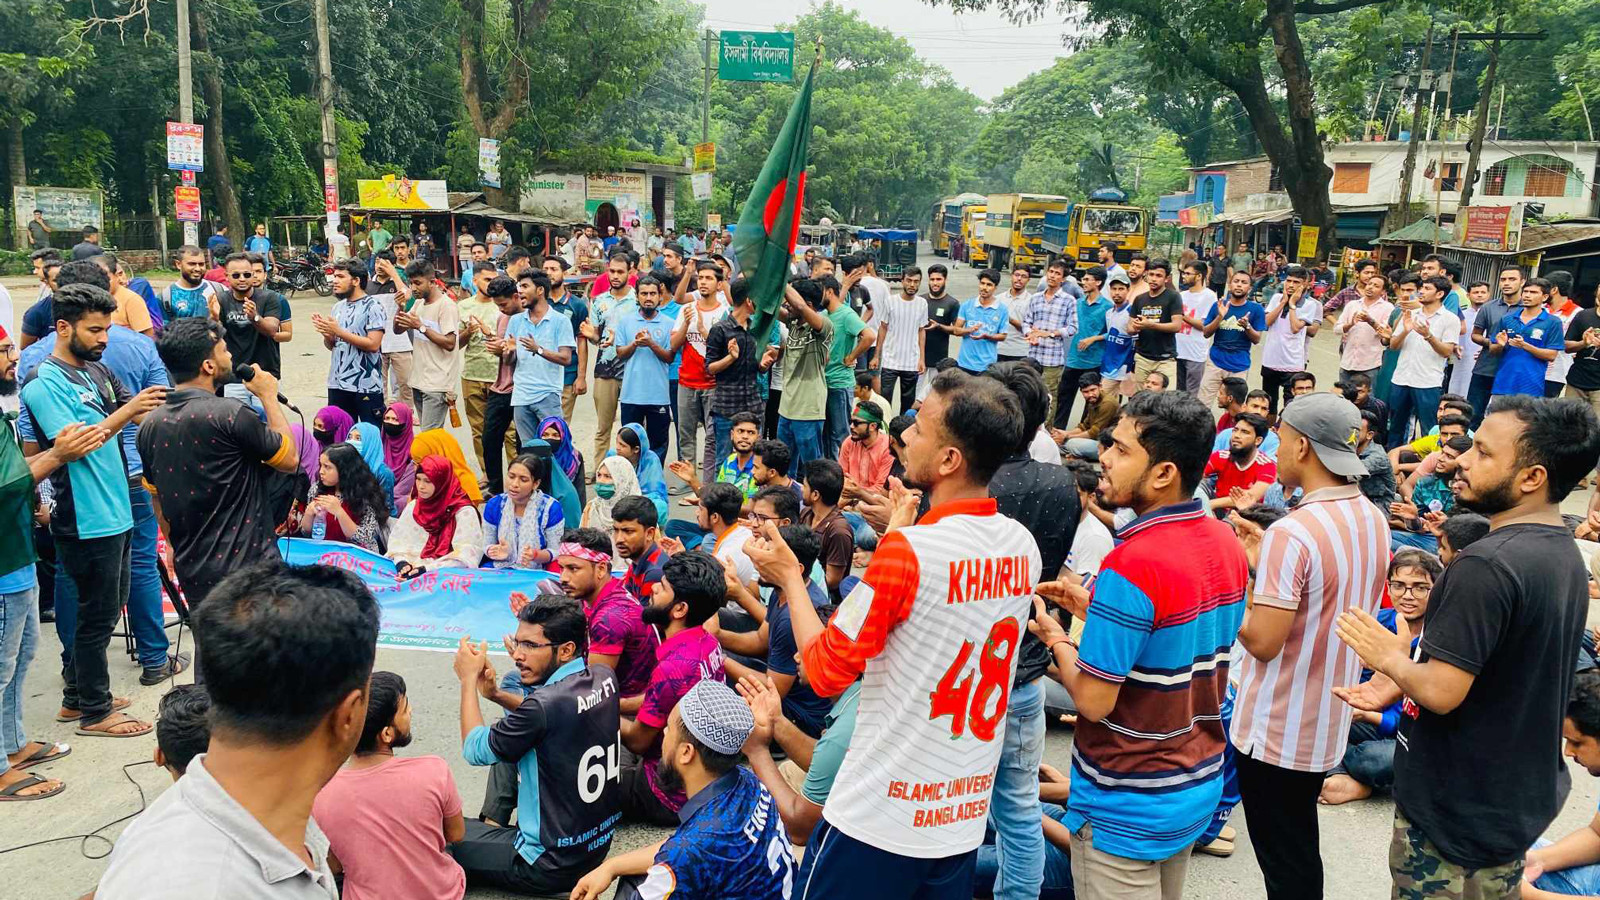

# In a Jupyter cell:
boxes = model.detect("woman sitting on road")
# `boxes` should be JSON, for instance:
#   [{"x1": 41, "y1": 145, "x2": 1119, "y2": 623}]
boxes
[
  {"x1": 388, "y1": 455, "x2": 484, "y2": 578},
  {"x1": 410, "y1": 428, "x2": 484, "y2": 504},
  {"x1": 482, "y1": 453, "x2": 565, "y2": 571},
  {"x1": 300, "y1": 443, "x2": 389, "y2": 552},
  {"x1": 581, "y1": 455, "x2": 641, "y2": 532},
  {"x1": 381, "y1": 402, "x2": 417, "y2": 509},
  {"x1": 605, "y1": 423, "x2": 667, "y2": 521},
  {"x1": 347, "y1": 422, "x2": 397, "y2": 517}
]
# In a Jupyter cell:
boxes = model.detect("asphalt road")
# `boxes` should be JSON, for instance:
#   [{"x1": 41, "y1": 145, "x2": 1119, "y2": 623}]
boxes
[{"x1": 2, "y1": 255, "x2": 1597, "y2": 899}]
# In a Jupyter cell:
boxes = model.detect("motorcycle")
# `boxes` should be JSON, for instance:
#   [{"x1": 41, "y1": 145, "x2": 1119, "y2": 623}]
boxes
[{"x1": 271, "y1": 251, "x2": 332, "y2": 296}]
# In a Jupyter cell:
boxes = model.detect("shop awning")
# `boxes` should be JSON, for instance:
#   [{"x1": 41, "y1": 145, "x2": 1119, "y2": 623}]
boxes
[
  {"x1": 1212, "y1": 207, "x2": 1294, "y2": 226},
  {"x1": 1376, "y1": 216, "x2": 1452, "y2": 244}
]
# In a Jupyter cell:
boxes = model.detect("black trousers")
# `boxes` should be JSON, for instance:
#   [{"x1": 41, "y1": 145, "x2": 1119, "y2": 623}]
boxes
[
  {"x1": 480, "y1": 760, "x2": 518, "y2": 826},
  {"x1": 879, "y1": 369, "x2": 920, "y2": 415},
  {"x1": 764, "y1": 389, "x2": 782, "y2": 439},
  {"x1": 1234, "y1": 748, "x2": 1327, "y2": 900},
  {"x1": 58, "y1": 530, "x2": 131, "y2": 723},
  {"x1": 327, "y1": 387, "x2": 385, "y2": 426},
  {"x1": 450, "y1": 819, "x2": 587, "y2": 895},
  {"x1": 1260, "y1": 367, "x2": 1294, "y2": 417},
  {"x1": 483, "y1": 390, "x2": 515, "y2": 495},
  {"x1": 1053, "y1": 366, "x2": 1100, "y2": 428},
  {"x1": 619, "y1": 761, "x2": 679, "y2": 827},
  {"x1": 621, "y1": 403, "x2": 673, "y2": 468}
]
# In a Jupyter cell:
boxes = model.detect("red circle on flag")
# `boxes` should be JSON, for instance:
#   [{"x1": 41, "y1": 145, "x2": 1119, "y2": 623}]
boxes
[{"x1": 762, "y1": 172, "x2": 806, "y2": 252}]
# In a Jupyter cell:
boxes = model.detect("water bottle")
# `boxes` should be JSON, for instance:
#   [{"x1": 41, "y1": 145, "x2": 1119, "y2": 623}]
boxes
[
  {"x1": 1427, "y1": 499, "x2": 1443, "y2": 515},
  {"x1": 311, "y1": 510, "x2": 327, "y2": 541}
]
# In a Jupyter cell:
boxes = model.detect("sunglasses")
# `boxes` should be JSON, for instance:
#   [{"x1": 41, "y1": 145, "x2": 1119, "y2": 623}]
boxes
[{"x1": 227, "y1": 271, "x2": 254, "y2": 278}]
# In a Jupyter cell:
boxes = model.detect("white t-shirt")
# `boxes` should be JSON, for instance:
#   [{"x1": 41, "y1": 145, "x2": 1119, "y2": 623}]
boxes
[
  {"x1": 1261, "y1": 294, "x2": 1322, "y2": 372},
  {"x1": 1067, "y1": 513, "x2": 1114, "y2": 576},
  {"x1": 1548, "y1": 303, "x2": 1580, "y2": 385},
  {"x1": 1000, "y1": 290, "x2": 1033, "y2": 357},
  {"x1": 1392, "y1": 306, "x2": 1461, "y2": 389},
  {"x1": 1447, "y1": 304, "x2": 1481, "y2": 396},
  {"x1": 375, "y1": 292, "x2": 413, "y2": 354},
  {"x1": 1176, "y1": 288, "x2": 1218, "y2": 363},
  {"x1": 1028, "y1": 428, "x2": 1061, "y2": 465},
  {"x1": 878, "y1": 295, "x2": 930, "y2": 371},
  {"x1": 861, "y1": 275, "x2": 892, "y2": 316},
  {"x1": 713, "y1": 525, "x2": 758, "y2": 590}
]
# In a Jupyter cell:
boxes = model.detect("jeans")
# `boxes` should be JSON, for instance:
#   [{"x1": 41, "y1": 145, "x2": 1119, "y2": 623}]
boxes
[
  {"x1": 1467, "y1": 372, "x2": 1495, "y2": 428},
  {"x1": 1330, "y1": 719, "x2": 1396, "y2": 790},
  {"x1": 127, "y1": 485, "x2": 170, "y2": 669},
  {"x1": 1339, "y1": 367, "x2": 1379, "y2": 385},
  {"x1": 712, "y1": 413, "x2": 736, "y2": 468},
  {"x1": 840, "y1": 511, "x2": 879, "y2": 551},
  {"x1": 990, "y1": 679, "x2": 1046, "y2": 900},
  {"x1": 1200, "y1": 685, "x2": 1240, "y2": 846},
  {"x1": 451, "y1": 819, "x2": 587, "y2": 895},
  {"x1": 1054, "y1": 366, "x2": 1100, "y2": 428},
  {"x1": 328, "y1": 387, "x2": 385, "y2": 426},
  {"x1": 879, "y1": 369, "x2": 920, "y2": 415},
  {"x1": 1391, "y1": 530, "x2": 1440, "y2": 553},
  {"x1": 663, "y1": 520, "x2": 712, "y2": 549},
  {"x1": 777, "y1": 417, "x2": 825, "y2": 478},
  {"x1": 513, "y1": 393, "x2": 563, "y2": 447},
  {"x1": 58, "y1": 530, "x2": 131, "y2": 724},
  {"x1": 1065, "y1": 438, "x2": 1100, "y2": 461},
  {"x1": 676, "y1": 384, "x2": 717, "y2": 483},
  {"x1": 1531, "y1": 838, "x2": 1600, "y2": 895},
  {"x1": 975, "y1": 804, "x2": 1074, "y2": 900},
  {"x1": 412, "y1": 388, "x2": 453, "y2": 431},
  {"x1": 1387, "y1": 383, "x2": 1440, "y2": 449},
  {"x1": 620, "y1": 403, "x2": 672, "y2": 468},
  {"x1": 825, "y1": 386, "x2": 853, "y2": 457},
  {"x1": 483, "y1": 390, "x2": 518, "y2": 495},
  {"x1": 0, "y1": 585, "x2": 39, "y2": 777},
  {"x1": 1177, "y1": 358, "x2": 1204, "y2": 395},
  {"x1": 1260, "y1": 367, "x2": 1295, "y2": 417}
]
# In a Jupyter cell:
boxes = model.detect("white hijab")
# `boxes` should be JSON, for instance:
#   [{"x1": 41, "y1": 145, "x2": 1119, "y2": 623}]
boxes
[{"x1": 585, "y1": 455, "x2": 641, "y2": 533}]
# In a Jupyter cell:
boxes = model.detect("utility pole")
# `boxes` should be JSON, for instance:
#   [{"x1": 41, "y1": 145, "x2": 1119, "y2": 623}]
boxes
[
  {"x1": 702, "y1": 29, "x2": 714, "y2": 143},
  {"x1": 1457, "y1": 23, "x2": 1544, "y2": 213},
  {"x1": 312, "y1": 0, "x2": 339, "y2": 245},
  {"x1": 1433, "y1": 29, "x2": 1458, "y2": 253},
  {"x1": 1395, "y1": 15, "x2": 1435, "y2": 230},
  {"x1": 175, "y1": 0, "x2": 195, "y2": 247}
]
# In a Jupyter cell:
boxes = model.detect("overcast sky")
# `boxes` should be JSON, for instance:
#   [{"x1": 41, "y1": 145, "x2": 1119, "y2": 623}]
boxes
[{"x1": 700, "y1": 0, "x2": 1074, "y2": 101}]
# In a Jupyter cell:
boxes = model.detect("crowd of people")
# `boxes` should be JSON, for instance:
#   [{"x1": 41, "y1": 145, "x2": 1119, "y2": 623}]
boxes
[{"x1": 5, "y1": 227, "x2": 1600, "y2": 900}]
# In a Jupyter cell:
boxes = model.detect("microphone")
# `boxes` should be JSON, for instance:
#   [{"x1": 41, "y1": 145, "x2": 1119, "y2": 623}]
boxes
[{"x1": 233, "y1": 364, "x2": 299, "y2": 411}]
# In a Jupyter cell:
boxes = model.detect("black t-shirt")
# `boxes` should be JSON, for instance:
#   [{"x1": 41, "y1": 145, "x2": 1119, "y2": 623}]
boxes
[
  {"x1": 217, "y1": 288, "x2": 285, "y2": 376},
  {"x1": 136, "y1": 389, "x2": 288, "y2": 597},
  {"x1": 924, "y1": 293, "x2": 961, "y2": 364},
  {"x1": 1134, "y1": 288, "x2": 1184, "y2": 360},
  {"x1": 990, "y1": 454, "x2": 1080, "y2": 687},
  {"x1": 1565, "y1": 308, "x2": 1600, "y2": 391},
  {"x1": 485, "y1": 663, "x2": 621, "y2": 882},
  {"x1": 1394, "y1": 524, "x2": 1588, "y2": 868}
]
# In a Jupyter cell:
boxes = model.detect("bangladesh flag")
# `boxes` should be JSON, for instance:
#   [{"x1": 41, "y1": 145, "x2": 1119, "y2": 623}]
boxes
[{"x1": 732, "y1": 59, "x2": 817, "y2": 343}]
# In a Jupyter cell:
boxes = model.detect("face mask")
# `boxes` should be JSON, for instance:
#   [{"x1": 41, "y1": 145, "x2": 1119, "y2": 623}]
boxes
[
  {"x1": 313, "y1": 428, "x2": 335, "y2": 444},
  {"x1": 383, "y1": 422, "x2": 405, "y2": 438},
  {"x1": 595, "y1": 482, "x2": 616, "y2": 499}
]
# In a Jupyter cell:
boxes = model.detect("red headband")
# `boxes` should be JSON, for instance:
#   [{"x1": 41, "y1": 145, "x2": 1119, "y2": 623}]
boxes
[{"x1": 557, "y1": 542, "x2": 610, "y2": 565}]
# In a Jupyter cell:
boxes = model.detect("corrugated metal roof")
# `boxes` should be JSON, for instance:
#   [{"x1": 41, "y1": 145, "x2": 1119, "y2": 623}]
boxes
[
  {"x1": 1213, "y1": 207, "x2": 1295, "y2": 225},
  {"x1": 1377, "y1": 217, "x2": 1451, "y2": 244}
]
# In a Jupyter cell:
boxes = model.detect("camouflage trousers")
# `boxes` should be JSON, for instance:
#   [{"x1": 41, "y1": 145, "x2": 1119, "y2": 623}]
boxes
[{"x1": 1391, "y1": 811, "x2": 1522, "y2": 900}]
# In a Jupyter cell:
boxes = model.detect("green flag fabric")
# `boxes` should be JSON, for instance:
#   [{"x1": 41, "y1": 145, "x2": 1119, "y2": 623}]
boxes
[{"x1": 731, "y1": 60, "x2": 817, "y2": 343}]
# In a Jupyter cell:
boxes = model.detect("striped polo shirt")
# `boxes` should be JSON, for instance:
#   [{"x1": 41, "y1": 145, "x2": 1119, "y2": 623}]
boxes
[
  {"x1": 802, "y1": 497, "x2": 1042, "y2": 858},
  {"x1": 1230, "y1": 483, "x2": 1390, "y2": 772},
  {"x1": 1067, "y1": 499, "x2": 1248, "y2": 861}
]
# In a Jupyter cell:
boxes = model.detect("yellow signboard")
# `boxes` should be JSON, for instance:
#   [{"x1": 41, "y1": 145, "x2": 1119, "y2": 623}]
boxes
[
  {"x1": 694, "y1": 142, "x2": 716, "y2": 173},
  {"x1": 1296, "y1": 225, "x2": 1320, "y2": 261},
  {"x1": 355, "y1": 177, "x2": 449, "y2": 211}
]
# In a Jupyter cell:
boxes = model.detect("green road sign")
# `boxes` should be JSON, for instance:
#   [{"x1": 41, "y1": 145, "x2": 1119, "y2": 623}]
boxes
[{"x1": 718, "y1": 30, "x2": 795, "y2": 82}]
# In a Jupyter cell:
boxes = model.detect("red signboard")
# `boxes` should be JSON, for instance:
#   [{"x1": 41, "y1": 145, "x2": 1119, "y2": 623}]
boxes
[
  {"x1": 174, "y1": 186, "x2": 202, "y2": 222},
  {"x1": 1460, "y1": 205, "x2": 1513, "y2": 252}
]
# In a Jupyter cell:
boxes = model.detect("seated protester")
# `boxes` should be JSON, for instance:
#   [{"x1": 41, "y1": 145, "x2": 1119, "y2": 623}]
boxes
[
  {"x1": 557, "y1": 527, "x2": 659, "y2": 704},
  {"x1": 309, "y1": 404, "x2": 354, "y2": 475},
  {"x1": 390, "y1": 455, "x2": 485, "y2": 577},
  {"x1": 348, "y1": 422, "x2": 398, "y2": 517},
  {"x1": 1437, "y1": 511, "x2": 1490, "y2": 566},
  {"x1": 570, "y1": 680, "x2": 795, "y2": 900},
  {"x1": 1054, "y1": 371, "x2": 1120, "y2": 461},
  {"x1": 751, "y1": 438, "x2": 804, "y2": 507},
  {"x1": 1357, "y1": 408, "x2": 1398, "y2": 511},
  {"x1": 522, "y1": 438, "x2": 582, "y2": 529},
  {"x1": 154, "y1": 684, "x2": 211, "y2": 780},
  {"x1": 313, "y1": 671, "x2": 466, "y2": 900},
  {"x1": 853, "y1": 371, "x2": 890, "y2": 422},
  {"x1": 886, "y1": 414, "x2": 913, "y2": 483},
  {"x1": 801, "y1": 459, "x2": 855, "y2": 598},
  {"x1": 619, "y1": 551, "x2": 729, "y2": 826},
  {"x1": 1386, "y1": 409, "x2": 1470, "y2": 476},
  {"x1": 668, "y1": 411, "x2": 763, "y2": 503},
  {"x1": 581, "y1": 454, "x2": 643, "y2": 533},
  {"x1": 1520, "y1": 670, "x2": 1600, "y2": 898},
  {"x1": 1320, "y1": 549, "x2": 1439, "y2": 806},
  {"x1": 837, "y1": 400, "x2": 894, "y2": 499},
  {"x1": 482, "y1": 453, "x2": 564, "y2": 570},
  {"x1": 411, "y1": 428, "x2": 485, "y2": 504},
  {"x1": 613, "y1": 495, "x2": 669, "y2": 605},
  {"x1": 1390, "y1": 434, "x2": 1471, "y2": 552},
  {"x1": 382, "y1": 402, "x2": 417, "y2": 510},
  {"x1": 96, "y1": 563, "x2": 378, "y2": 899},
  {"x1": 539, "y1": 416, "x2": 586, "y2": 505},
  {"x1": 717, "y1": 524, "x2": 834, "y2": 738},
  {"x1": 1203, "y1": 412, "x2": 1277, "y2": 514},
  {"x1": 1212, "y1": 389, "x2": 1281, "y2": 458},
  {"x1": 608, "y1": 422, "x2": 668, "y2": 522},
  {"x1": 452, "y1": 597, "x2": 622, "y2": 896},
  {"x1": 300, "y1": 442, "x2": 390, "y2": 552},
  {"x1": 668, "y1": 482, "x2": 758, "y2": 599}
]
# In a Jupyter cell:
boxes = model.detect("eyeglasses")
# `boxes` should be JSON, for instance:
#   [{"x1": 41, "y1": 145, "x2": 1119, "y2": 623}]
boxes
[
  {"x1": 227, "y1": 272, "x2": 254, "y2": 279},
  {"x1": 504, "y1": 635, "x2": 557, "y2": 654},
  {"x1": 745, "y1": 511, "x2": 777, "y2": 525},
  {"x1": 1387, "y1": 581, "x2": 1431, "y2": 597}
]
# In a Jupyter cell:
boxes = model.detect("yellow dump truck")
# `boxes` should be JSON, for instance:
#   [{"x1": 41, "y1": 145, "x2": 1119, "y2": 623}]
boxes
[
  {"x1": 1041, "y1": 187, "x2": 1149, "y2": 272},
  {"x1": 983, "y1": 193, "x2": 1069, "y2": 272}
]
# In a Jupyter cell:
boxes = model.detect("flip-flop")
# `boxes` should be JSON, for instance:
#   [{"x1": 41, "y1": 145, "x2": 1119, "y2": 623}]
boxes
[
  {"x1": 56, "y1": 697, "x2": 131, "y2": 722},
  {"x1": 75, "y1": 714, "x2": 153, "y2": 739},
  {"x1": 11, "y1": 742, "x2": 70, "y2": 770},
  {"x1": 0, "y1": 774, "x2": 65, "y2": 801}
]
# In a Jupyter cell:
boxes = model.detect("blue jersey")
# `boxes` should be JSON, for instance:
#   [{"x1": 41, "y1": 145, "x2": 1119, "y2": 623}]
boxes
[
  {"x1": 635, "y1": 768, "x2": 794, "y2": 900},
  {"x1": 1492, "y1": 308, "x2": 1564, "y2": 397},
  {"x1": 1100, "y1": 303, "x2": 1136, "y2": 380},
  {"x1": 955, "y1": 297, "x2": 1008, "y2": 372}
]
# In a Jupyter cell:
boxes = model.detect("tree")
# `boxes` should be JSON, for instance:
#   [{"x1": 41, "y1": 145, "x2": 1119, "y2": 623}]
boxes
[{"x1": 0, "y1": 0, "x2": 87, "y2": 213}]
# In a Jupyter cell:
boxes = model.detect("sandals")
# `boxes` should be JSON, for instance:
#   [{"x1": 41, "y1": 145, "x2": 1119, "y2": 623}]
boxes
[
  {"x1": 75, "y1": 712, "x2": 154, "y2": 739},
  {"x1": 10, "y1": 741, "x2": 70, "y2": 770},
  {"x1": 56, "y1": 696, "x2": 130, "y2": 722},
  {"x1": 0, "y1": 773, "x2": 65, "y2": 802},
  {"x1": 140, "y1": 653, "x2": 191, "y2": 686}
]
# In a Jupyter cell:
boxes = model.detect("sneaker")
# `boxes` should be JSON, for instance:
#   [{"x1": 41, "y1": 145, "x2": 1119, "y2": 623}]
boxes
[
  {"x1": 39, "y1": 608, "x2": 55, "y2": 623},
  {"x1": 140, "y1": 653, "x2": 191, "y2": 686}
]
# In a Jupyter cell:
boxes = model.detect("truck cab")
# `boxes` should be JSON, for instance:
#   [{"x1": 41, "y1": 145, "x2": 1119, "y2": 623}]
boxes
[{"x1": 1041, "y1": 189, "x2": 1147, "y2": 273}]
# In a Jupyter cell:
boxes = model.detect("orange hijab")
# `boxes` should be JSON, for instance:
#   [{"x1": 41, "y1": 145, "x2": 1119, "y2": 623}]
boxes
[{"x1": 409, "y1": 429, "x2": 483, "y2": 503}]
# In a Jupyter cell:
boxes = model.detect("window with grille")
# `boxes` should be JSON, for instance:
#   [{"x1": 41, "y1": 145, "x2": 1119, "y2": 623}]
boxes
[
  {"x1": 1268, "y1": 165, "x2": 1283, "y2": 191},
  {"x1": 1523, "y1": 157, "x2": 1573, "y2": 197},
  {"x1": 1484, "y1": 162, "x2": 1508, "y2": 196},
  {"x1": 1332, "y1": 163, "x2": 1371, "y2": 193}
]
